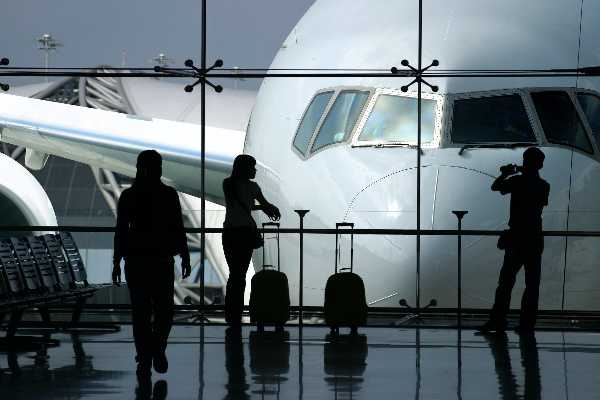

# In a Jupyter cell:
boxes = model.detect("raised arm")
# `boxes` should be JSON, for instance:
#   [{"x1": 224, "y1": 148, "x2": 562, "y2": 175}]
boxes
[
  {"x1": 254, "y1": 186, "x2": 281, "y2": 221},
  {"x1": 491, "y1": 164, "x2": 516, "y2": 194}
]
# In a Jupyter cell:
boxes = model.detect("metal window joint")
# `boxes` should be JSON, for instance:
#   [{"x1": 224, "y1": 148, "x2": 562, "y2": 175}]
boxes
[
  {"x1": 391, "y1": 59, "x2": 439, "y2": 92},
  {"x1": 154, "y1": 59, "x2": 224, "y2": 94},
  {"x1": 0, "y1": 57, "x2": 10, "y2": 91}
]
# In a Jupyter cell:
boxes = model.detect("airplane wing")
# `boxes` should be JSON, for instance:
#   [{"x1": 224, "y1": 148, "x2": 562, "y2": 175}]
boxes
[{"x1": 0, "y1": 93, "x2": 247, "y2": 204}]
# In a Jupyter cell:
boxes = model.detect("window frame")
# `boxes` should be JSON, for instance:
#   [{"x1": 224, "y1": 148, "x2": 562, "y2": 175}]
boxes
[
  {"x1": 291, "y1": 89, "x2": 336, "y2": 159},
  {"x1": 445, "y1": 89, "x2": 541, "y2": 148},
  {"x1": 574, "y1": 89, "x2": 600, "y2": 155},
  {"x1": 308, "y1": 89, "x2": 373, "y2": 154},
  {"x1": 526, "y1": 87, "x2": 597, "y2": 156},
  {"x1": 351, "y1": 88, "x2": 444, "y2": 149},
  {"x1": 292, "y1": 86, "x2": 376, "y2": 160}
]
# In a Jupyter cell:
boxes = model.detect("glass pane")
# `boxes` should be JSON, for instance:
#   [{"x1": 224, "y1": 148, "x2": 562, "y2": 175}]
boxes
[
  {"x1": 311, "y1": 90, "x2": 369, "y2": 151},
  {"x1": 451, "y1": 94, "x2": 536, "y2": 144},
  {"x1": 532, "y1": 91, "x2": 593, "y2": 154},
  {"x1": 577, "y1": 93, "x2": 600, "y2": 144},
  {"x1": 0, "y1": 192, "x2": 29, "y2": 238},
  {"x1": 293, "y1": 91, "x2": 333, "y2": 154},
  {"x1": 358, "y1": 95, "x2": 436, "y2": 143}
]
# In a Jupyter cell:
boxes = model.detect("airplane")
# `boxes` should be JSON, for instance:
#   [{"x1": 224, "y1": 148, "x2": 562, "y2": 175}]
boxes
[{"x1": 1, "y1": 0, "x2": 599, "y2": 311}]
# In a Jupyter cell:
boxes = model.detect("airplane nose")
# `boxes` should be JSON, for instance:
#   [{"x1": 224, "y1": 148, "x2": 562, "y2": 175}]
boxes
[
  {"x1": 344, "y1": 164, "x2": 505, "y2": 308},
  {"x1": 343, "y1": 165, "x2": 424, "y2": 308}
]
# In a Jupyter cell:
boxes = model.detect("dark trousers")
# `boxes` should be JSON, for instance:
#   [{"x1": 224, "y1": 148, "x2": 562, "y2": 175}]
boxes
[
  {"x1": 222, "y1": 229, "x2": 254, "y2": 326},
  {"x1": 490, "y1": 234, "x2": 543, "y2": 328},
  {"x1": 125, "y1": 256, "x2": 175, "y2": 365}
]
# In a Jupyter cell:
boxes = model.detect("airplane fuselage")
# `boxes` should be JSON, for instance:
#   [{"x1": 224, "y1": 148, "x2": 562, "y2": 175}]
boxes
[{"x1": 244, "y1": 0, "x2": 600, "y2": 310}]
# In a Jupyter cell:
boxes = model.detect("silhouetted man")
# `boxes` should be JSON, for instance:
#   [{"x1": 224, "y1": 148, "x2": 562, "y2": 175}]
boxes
[
  {"x1": 112, "y1": 150, "x2": 191, "y2": 381},
  {"x1": 479, "y1": 147, "x2": 550, "y2": 334}
]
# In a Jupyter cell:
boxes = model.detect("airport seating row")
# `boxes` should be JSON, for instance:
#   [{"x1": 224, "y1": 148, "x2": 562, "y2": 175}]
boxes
[{"x1": 0, "y1": 232, "x2": 97, "y2": 344}]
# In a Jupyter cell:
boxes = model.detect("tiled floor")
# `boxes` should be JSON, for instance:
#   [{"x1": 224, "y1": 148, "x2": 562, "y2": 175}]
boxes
[{"x1": 1, "y1": 325, "x2": 600, "y2": 399}]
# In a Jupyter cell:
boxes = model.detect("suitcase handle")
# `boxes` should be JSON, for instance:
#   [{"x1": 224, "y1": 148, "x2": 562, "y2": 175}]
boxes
[
  {"x1": 262, "y1": 222, "x2": 280, "y2": 229},
  {"x1": 334, "y1": 222, "x2": 354, "y2": 274},
  {"x1": 262, "y1": 222, "x2": 280, "y2": 272}
]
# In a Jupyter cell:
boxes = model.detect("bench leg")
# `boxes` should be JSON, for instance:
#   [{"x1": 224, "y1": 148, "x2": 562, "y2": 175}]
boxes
[
  {"x1": 6, "y1": 309, "x2": 23, "y2": 339},
  {"x1": 62, "y1": 297, "x2": 120, "y2": 334},
  {"x1": 39, "y1": 307, "x2": 52, "y2": 324},
  {"x1": 0, "y1": 309, "x2": 23, "y2": 349},
  {"x1": 71, "y1": 299, "x2": 85, "y2": 324},
  {"x1": 7, "y1": 350, "x2": 20, "y2": 372},
  {"x1": 0, "y1": 309, "x2": 60, "y2": 350}
]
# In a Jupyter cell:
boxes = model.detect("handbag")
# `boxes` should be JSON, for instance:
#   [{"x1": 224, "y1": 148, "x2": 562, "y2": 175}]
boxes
[{"x1": 230, "y1": 183, "x2": 264, "y2": 249}]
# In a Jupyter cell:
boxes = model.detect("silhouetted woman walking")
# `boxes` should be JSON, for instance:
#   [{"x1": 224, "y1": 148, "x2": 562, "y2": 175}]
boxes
[
  {"x1": 112, "y1": 150, "x2": 191, "y2": 383},
  {"x1": 222, "y1": 154, "x2": 280, "y2": 330}
]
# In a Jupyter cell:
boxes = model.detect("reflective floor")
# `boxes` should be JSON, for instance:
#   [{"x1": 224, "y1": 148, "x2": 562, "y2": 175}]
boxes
[{"x1": 1, "y1": 325, "x2": 600, "y2": 399}]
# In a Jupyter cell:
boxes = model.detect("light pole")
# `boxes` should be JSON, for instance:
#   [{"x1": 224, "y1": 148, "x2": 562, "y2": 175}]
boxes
[{"x1": 37, "y1": 33, "x2": 62, "y2": 83}]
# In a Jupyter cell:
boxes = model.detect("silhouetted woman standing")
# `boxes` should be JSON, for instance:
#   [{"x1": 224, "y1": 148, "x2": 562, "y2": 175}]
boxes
[{"x1": 222, "y1": 154, "x2": 280, "y2": 329}]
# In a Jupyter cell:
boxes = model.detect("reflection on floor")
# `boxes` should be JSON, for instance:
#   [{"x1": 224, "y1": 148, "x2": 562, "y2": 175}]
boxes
[{"x1": 1, "y1": 325, "x2": 600, "y2": 399}]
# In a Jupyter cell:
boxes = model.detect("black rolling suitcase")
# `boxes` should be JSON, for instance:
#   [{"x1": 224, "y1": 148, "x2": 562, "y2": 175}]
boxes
[
  {"x1": 249, "y1": 222, "x2": 290, "y2": 331},
  {"x1": 324, "y1": 223, "x2": 368, "y2": 334}
]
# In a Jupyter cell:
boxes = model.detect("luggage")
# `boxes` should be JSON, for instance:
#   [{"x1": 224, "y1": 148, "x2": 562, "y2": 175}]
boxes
[
  {"x1": 324, "y1": 223, "x2": 368, "y2": 334},
  {"x1": 249, "y1": 222, "x2": 290, "y2": 331}
]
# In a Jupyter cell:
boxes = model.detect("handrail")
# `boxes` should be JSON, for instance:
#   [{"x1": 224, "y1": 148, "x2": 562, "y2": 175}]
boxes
[
  {"x1": 5, "y1": 222, "x2": 600, "y2": 326},
  {"x1": 3, "y1": 225, "x2": 600, "y2": 237}
]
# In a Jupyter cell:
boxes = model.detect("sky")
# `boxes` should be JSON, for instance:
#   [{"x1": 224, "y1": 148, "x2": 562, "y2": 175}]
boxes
[{"x1": 0, "y1": 0, "x2": 315, "y2": 89}]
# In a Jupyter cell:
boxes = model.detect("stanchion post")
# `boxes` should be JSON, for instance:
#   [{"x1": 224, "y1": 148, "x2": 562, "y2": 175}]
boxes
[
  {"x1": 294, "y1": 210, "x2": 309, "y2": 329},
  {"x1": 452, "y1": 210, "x2": 468, "y2": 399},
  {"x1": 452, "y1": 210, "x2": 467, "y2": 400},
  {"x1": 451, "y1": 211, "x2": 468, "y2": 330}
]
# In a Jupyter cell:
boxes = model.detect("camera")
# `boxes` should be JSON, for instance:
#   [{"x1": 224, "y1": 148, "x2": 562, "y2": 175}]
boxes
[{"x1": 500, "y1": 164, "x2": 522, "y2": 175}]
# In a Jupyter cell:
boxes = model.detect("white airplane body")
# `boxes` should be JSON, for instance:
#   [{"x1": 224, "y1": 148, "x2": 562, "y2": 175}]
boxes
[{"x1": 1, "y1": 0, "x2": 599, "y2": 309}]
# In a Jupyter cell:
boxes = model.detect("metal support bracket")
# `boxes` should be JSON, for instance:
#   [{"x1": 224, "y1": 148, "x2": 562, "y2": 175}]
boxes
[
  {"x1": 391, "y1": 59, "x2": 439, "y2": 92},
  {"x1": 1, "y1": 57, "x2": 10, "y2": 91},
  {"x1": 154, "y1": 59, "x2": 224, "y2": 93}
]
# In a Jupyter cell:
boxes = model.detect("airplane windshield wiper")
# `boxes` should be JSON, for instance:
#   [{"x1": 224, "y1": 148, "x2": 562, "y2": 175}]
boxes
[
  {"x1": 458, "y1": 142, "x2": 536, "y2": 155},
  {"x1": 367, "y1": 142, "x2": 425, "y2": 154}
]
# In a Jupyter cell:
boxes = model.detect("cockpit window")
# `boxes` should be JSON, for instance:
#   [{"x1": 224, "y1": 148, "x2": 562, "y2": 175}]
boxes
[
  {"x1": 531, "y1": 91, "x2": 593, "y2": 154},
  {"x1": 577, "y1": 93, "x2": 600, "y2": 144},
  {"x1": 358, "y1": 95, "x2": 436, "y2": 144},
  {"x1": 311, "y1": 90, "x2": 369, "y2": 152},
  {"x1": 293, "y1": 91, "x2": 333, "y2": 154},
  {"x1": 451, "y1": 94, "x2": 536, "y2": 144}
]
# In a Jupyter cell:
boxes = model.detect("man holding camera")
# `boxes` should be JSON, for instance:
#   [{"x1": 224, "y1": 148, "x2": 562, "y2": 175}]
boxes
[{"x1": 479, "y1": 147, "x2": 550, "y2": 334}]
